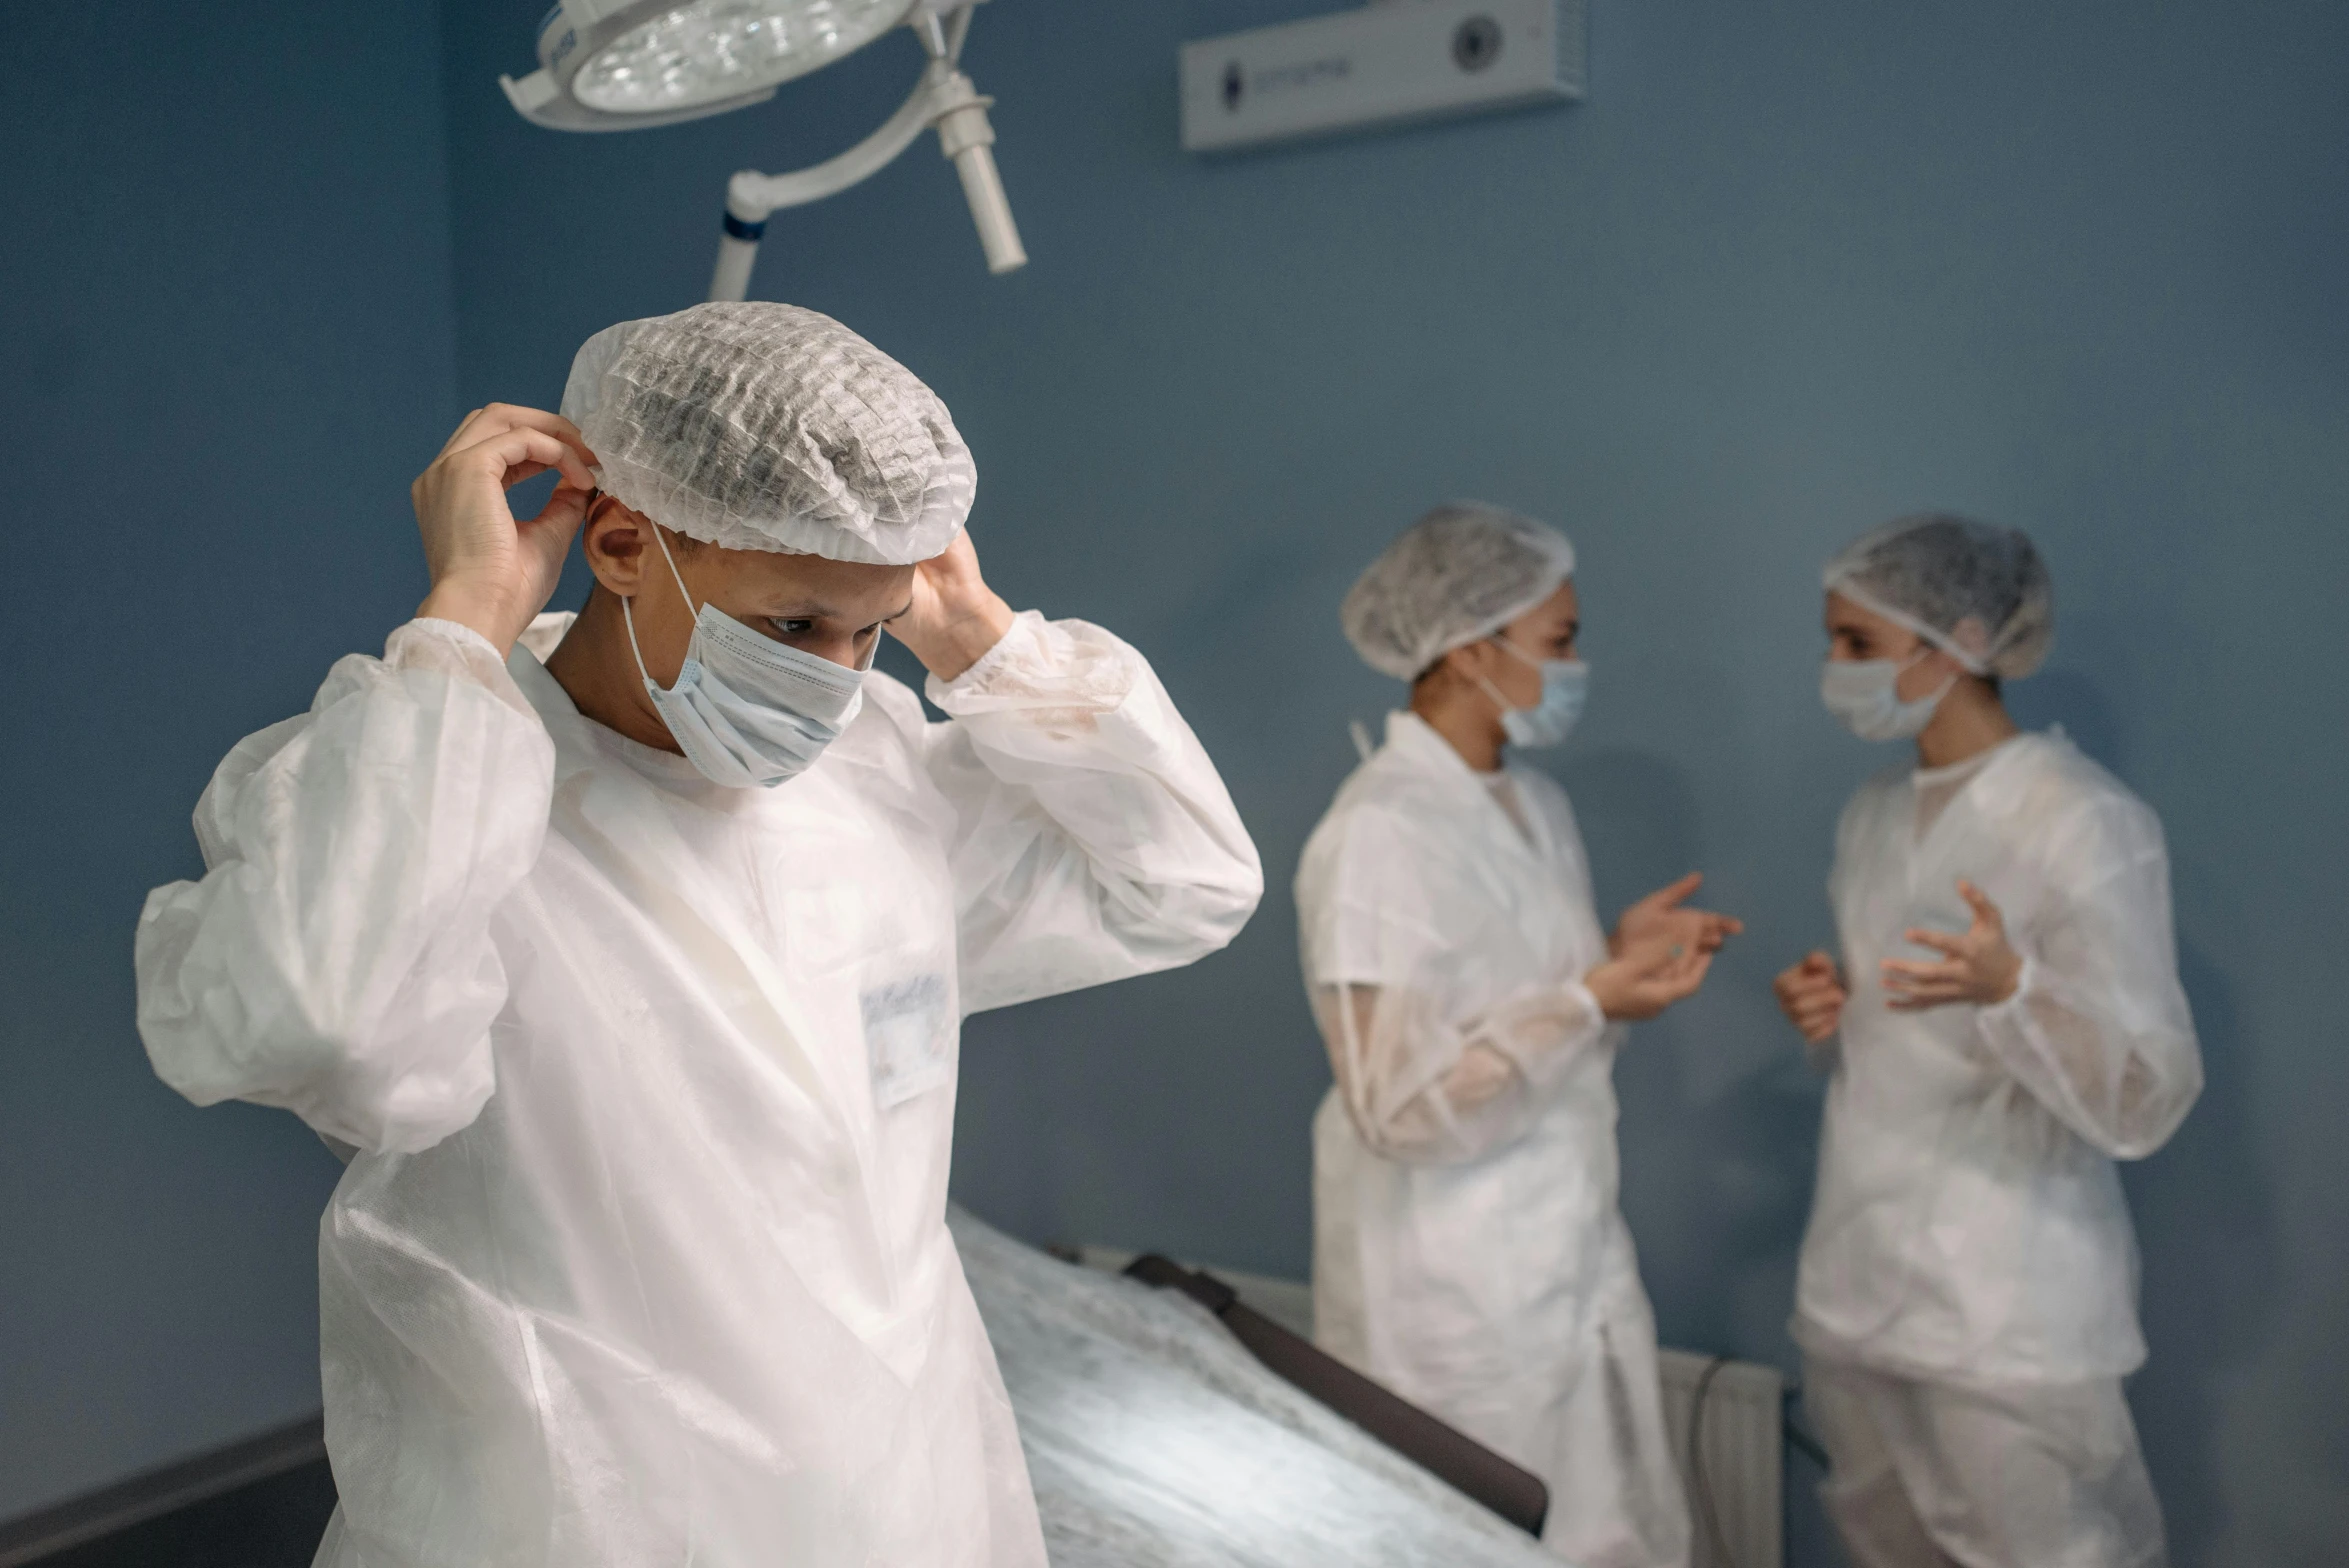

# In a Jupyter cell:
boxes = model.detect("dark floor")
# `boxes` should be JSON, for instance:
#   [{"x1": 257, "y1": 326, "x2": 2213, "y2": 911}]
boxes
[{"x1": 34, "y1": 1462, "x2": 337, "y2": 1568}]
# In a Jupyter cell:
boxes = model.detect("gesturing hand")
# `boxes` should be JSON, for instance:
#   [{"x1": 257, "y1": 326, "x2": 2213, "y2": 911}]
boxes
[
  {"x1": 1613, "y1": 872, "x2": 1744, "y2": 961},
  {"x1": 890, "y1": 530, "x2": 1015, "y2": 682},
  {"x1": 1587, "y1": 927, "x2": 1718, "y2": 1023},
  {"x1": 412, "y1": 404, "x2": 598, "y2": 655},
  {"x1": 1881, "y1": 880, "x2": 2024, "y2": 1011},
  {"x1": 1773, "y1": 950, "x2": 1848, "y2": 1043}
]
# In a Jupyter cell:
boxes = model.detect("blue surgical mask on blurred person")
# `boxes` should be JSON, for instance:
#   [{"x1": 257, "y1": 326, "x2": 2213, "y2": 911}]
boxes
[
  {"x1": 1819, "y1": 652, "x2": 1950, "y2": 742},
  {"x1": 625, "y1": 524, "x2": 867, "y2": 788},
  {"x1": 1482, "y1": 637, "x2": 1588, "y2": 749}
]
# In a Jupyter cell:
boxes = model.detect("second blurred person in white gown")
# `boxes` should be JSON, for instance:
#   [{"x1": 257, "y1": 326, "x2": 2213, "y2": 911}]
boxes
[
  {"x1": 1776, "y1": 514, "x2": 2202, "y2": 1568},
  {"x1": 1299, "y1": 503, "x2": 1740, "y2": 1568}
]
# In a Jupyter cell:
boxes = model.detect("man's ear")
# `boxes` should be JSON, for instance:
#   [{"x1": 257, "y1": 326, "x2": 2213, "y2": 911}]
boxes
[{"x1": 582, "y1": 498, "x2": 652, "y2": 596}]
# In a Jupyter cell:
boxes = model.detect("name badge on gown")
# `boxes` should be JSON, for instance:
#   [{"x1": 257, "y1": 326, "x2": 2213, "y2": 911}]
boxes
[{"x1": 862, "y1": 973, "x2": 953, "y2": 1110}]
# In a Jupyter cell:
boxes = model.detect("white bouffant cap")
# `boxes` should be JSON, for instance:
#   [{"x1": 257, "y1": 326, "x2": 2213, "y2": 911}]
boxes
[
  {"x1": 561, "y1": 301, "x2": 975, "y2": 564},
  {"x1": 1341, "y1": 502, "x2": 1577, "y2": 680},
  {"x1": 1825, "y1": 513, "x2": 2054, "y2": 679}
]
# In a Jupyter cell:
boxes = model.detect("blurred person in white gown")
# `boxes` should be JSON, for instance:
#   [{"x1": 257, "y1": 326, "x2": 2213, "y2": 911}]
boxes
[
  {"x1": 1299, "y1": 502, "x2": 1740, "y2": 1568},
  {"x1": 1775, "y1": 513, "x2": 2201, "y2": 1568}
]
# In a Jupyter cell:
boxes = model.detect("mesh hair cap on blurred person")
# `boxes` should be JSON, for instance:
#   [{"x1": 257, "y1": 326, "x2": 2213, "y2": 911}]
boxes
[
  {"x1": 1342, "y1": 503, "x2": 1577, "y2": 681},
  {"x1": 1824, "y1": 513, "x2": 2054, "y2": 680},
  {"x1": 560, "y1": 301, "x2": 976, "y2": 565}
]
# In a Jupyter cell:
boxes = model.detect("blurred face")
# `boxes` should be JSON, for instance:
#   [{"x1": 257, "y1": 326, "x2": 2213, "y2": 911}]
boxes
[
  {"x1": 582, "y1": 496, "x2": 915, "y2": 685},
  {"x1": 1431, "y1": 578, "x2": 1580, "y2": 709},
  {"x1": 1824, "y1": 590, "x2": 1964, "y2": 703}
]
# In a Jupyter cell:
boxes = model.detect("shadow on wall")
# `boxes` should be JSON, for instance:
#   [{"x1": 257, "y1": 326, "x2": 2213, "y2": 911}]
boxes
[
  {"x1": 1546, "y1": 743, "x2": 1826, "y2": 1348},
  {"x1": 2008, "y1": 669, "x2": 2122, "y2": 777},
  {"x1": 2126, "y1": 942, "x2": 2276, "y2": 1565}
]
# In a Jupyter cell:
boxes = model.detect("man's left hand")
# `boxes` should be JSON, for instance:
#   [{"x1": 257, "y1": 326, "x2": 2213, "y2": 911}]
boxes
[{"x1": 891, "y1": 532, "x2": 1015, "y2": 682}]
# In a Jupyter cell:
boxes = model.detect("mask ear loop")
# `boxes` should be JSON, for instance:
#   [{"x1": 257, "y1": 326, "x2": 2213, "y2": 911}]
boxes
[
  {"x1": 1896, "y1": 645, "x2": 1961, "y2": 713},
  {"x1": 647, "y1": 521, "x2": 699, "y2": 614},
  {"x1": 623, "y1": 516, "x2": 703, "y2": 694},
  {"x1": 1478, "y1": 634, "x2": 1535, "y2": 719},
  {"x1": 1477, "y1": 674, "x2": 1524, "y2": 719}
]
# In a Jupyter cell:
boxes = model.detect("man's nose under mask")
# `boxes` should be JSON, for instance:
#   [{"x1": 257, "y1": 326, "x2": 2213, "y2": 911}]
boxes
[{"x1": 624, "y1": 526, "x2": 870, "y2": 788}]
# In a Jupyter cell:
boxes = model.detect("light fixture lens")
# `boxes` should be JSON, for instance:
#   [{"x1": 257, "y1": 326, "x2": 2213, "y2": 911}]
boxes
[{"x1": 572, "y1": 0, "x2": 910, "y2": 114}]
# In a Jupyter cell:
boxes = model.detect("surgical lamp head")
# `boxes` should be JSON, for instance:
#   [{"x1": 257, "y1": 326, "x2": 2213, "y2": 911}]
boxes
[{"x1": 501, "y1": 1, "x2": 1024, "y2": 292}]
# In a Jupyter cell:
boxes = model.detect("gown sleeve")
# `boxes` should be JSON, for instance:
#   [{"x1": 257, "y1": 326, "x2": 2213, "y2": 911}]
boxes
[
  {"x1": 920, "y1": 611, "x2": 1263, "y2": 1015},
  {"x1": 1974, "y1": 796, "x2": 2203, "y2": 1159},
  {"x1": 134, "y1": 618, "x2": 557, "y2": 1155},
  {"x1": 1299, "y1": 805, "x2": 1610, "y2": 1166}
]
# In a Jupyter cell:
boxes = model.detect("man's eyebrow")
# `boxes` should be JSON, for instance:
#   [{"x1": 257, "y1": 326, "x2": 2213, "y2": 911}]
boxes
[{"x1": 753, "y1": 597, "x2": 916, "y2": 625}]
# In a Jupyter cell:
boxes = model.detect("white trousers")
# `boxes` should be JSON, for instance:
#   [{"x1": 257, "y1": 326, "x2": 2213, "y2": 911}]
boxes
[{"x1": 1803, "y1": 1357, "x2": 2166, "y2": 1568}]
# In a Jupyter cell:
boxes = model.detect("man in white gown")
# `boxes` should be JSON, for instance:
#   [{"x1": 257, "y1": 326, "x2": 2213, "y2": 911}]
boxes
[{"x1": 135, "y1": 302, "x2": 1263, "y2": 1567}]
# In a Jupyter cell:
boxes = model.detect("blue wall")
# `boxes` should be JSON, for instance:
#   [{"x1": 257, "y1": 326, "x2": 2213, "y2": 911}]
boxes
[
  {"x1": 0, "y1": 0, "x2": 460, "y2": 1521},
  {"x1": 6, "y1": 1, "x2": 2344, "y2": 1561}
]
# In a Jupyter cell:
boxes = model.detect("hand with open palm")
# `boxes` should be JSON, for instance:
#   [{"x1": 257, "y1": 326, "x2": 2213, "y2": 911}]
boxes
[{"x1": 1881, "y1": 880, "x2": 2024, "y2": 1010}]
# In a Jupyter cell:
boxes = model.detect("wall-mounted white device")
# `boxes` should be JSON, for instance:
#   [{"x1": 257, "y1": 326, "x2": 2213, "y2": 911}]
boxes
[{"x1": 1179, "y1": 0, "x2": 1584, "y2": 155}]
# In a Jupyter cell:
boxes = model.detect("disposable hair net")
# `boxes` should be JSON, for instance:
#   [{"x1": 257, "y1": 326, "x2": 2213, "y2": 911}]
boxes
[
  {"x1": 1824, "y1": 513, "x2": 2054, "y2": 679},
  {"x1": 561, "y1": 301, "x2": 976, "y2": 564},
  {"x1": 1341, "y1": 503, "x2": 1577, "y2": 680}
]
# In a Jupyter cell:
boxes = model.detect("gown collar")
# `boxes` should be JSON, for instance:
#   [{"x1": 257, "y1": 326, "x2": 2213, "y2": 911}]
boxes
[
  {"x1": 1376, "y1": 710, "x2": 1554, "y2": 860},
  {"x1": 504, "y1": 612, "x2": 726, "y2": 795}
]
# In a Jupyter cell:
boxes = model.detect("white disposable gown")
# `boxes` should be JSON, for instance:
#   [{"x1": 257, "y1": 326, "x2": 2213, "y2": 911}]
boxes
[
  {"x1": 1796, "y1": 730, "x2": 2201, "y2": 1567},
  {"x1": 135, "y1": 609, "x2": 1262, "y2": 1568},
  {"x1": 1298, "y1": 712, "x2": 1690, "y2": 1568}
]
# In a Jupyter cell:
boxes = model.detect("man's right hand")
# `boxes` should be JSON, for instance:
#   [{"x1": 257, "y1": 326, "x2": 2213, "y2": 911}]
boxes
[
  {"x1": 1587, "y1": 929, "x2": 1716, "y2": 1022},
  {"x1": 1773, "y1": 950, "x2": 1848, "y2": 1043},
  {"x1": 412, "y1": 405, "x2": 598, "y2": 655}
]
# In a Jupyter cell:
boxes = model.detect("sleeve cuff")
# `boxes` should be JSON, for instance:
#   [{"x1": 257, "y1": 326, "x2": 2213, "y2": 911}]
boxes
[
  {"x1": 391, "y1": 617, "x2": 536, "y2": 719},
  {"x1": 929, "y1": 611, "x2": 1029, "y2": 698},
  {"x1": 924, "y1": 610, "x2": 1140, "y2": 717},
  {"x1": 1484, "y1": 981, "x2": 1608, "y2": 1096},
  {"x1": 1979, "y1": 954, "x2": 2038, "y2": 1025}
]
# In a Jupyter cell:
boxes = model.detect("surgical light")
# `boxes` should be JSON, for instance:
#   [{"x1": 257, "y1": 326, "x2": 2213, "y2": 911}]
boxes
[{"x1": 501, "y1": 0, "x2": 1025, "y2": 299}]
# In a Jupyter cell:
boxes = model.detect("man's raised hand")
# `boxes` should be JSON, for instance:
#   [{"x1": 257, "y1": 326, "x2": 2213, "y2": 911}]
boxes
[{"x1": 413, "y1": 405, "x2": 598, "y2": 654}]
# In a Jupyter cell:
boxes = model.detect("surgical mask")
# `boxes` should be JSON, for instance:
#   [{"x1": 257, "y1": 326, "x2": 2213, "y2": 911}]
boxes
[
  {"x1": 1819, "y1": 652, "x2": 1953, "y2": 742},
  {"x1": 624, "y1": 526, "x2": 867, "y2": 788},
  {"x1": 1479, "y1": 638, "x2": 1588, "y2": 750}
]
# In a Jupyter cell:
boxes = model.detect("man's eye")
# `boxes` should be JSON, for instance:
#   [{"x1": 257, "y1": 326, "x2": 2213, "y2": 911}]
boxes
[{"x1": 770, "y1": 619, "x2": 816, "y2": 636}]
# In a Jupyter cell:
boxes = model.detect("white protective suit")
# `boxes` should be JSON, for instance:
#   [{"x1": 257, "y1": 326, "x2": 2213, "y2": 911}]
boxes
[
  {"x1": 1299, "y1": 711, "x2": 1690, "y2": 1568},
  {"x1": 1795, "y1": 729, "x2": 2201, "y2": 1568},
  {"x1": 135, "y1": 608, "x2": 1262, "y2": 1568}
]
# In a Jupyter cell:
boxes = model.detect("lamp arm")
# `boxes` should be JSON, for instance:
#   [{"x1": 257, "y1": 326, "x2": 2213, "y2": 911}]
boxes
[
  {"x1": 707, "y1": 8, "x2": 1024, "y2": 303},
  {"x1": 706, "y1": 63, "x2": 937, "y2": 302},
  {"x1": 727, "y1": 71, "x2": 941, "y2": 221}
]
